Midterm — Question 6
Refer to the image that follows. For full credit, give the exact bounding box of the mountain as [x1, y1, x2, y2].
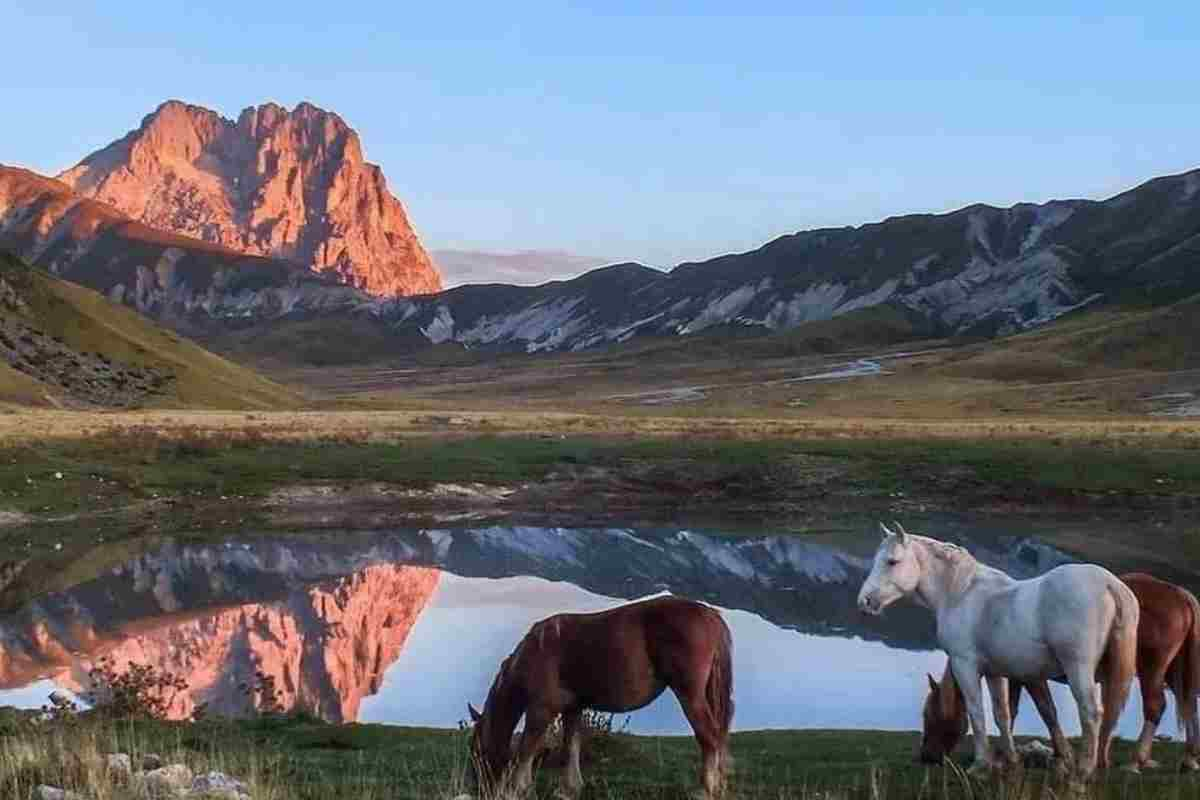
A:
[369, 168, 1200, 353]
[433, 249, 614, 287]
[0, 165, 372, 332]
[0, 248, 299, 409]
[57, 100, 441, 297]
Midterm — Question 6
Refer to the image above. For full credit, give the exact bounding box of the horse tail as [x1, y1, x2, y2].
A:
[1099, 578, 1139, 759]
[707, 612, 735, 744]
[1175, 585, 1200, 737]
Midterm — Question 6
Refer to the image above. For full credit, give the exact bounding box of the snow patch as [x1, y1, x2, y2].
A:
[421, 306, 455, 344]
[834, 278, 898, 316]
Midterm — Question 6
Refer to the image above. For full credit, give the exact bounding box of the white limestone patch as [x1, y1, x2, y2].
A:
[763, 282, 848, 329]
[834, 278, 899, 316]
[421, 306, 455, 344]
[679, 280, 770, 334]
[455, 296, 587, 352]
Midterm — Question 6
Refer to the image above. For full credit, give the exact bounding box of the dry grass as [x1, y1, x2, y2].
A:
[0, 408, 1198, 446]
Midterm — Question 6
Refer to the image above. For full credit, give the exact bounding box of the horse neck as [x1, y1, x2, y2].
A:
[912, 537, 980, 616]
[483, 674, 525, 760]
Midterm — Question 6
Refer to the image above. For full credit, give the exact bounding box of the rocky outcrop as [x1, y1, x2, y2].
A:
[58, 100, 441, 297]
[0, 165, 371, 331]
[0, 564, 438, 722]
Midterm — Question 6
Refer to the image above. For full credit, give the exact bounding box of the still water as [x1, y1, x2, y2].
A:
[0, 525, 1183, 739]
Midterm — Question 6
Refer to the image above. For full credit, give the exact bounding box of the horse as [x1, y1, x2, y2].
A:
[857, 521, 1139, 779]
[467, 595, 734, 798]
[921, 572, 1200, 772]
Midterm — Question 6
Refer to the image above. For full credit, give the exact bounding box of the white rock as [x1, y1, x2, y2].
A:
[141, 753, 165, 771]
[139, 763, 193, 797]
[35, 787, 86, 800]
[190, 771, 250, 799]
[1017, 739, 1056, 768]
[106, 752, 133, 779]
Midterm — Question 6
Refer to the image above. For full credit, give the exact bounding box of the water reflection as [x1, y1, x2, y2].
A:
[0, 526, 1180, 739]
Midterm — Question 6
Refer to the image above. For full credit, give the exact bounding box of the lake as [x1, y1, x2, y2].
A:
[0, 524, 1183, 740]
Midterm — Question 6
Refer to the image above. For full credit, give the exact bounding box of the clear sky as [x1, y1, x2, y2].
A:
[3, 3, 1197, 268]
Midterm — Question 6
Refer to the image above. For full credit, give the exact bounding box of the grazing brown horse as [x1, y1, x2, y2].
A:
[467, 595, 733, 799]
[921, 573, 1200, 772]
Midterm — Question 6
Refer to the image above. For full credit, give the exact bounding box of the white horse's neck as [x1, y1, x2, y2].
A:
[910, 535, 1009, 615]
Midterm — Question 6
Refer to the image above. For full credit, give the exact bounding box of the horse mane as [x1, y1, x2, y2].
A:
[911, 534, 978, 597]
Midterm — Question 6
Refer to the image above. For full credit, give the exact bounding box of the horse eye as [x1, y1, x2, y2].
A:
[887, 558, 900, 566]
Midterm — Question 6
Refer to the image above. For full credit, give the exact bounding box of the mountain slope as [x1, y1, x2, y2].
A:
[362, 167, 1200, 354]
[0, 250, 300, 408]
[58, 100, 441, 297]
[0, 164, 372, 334]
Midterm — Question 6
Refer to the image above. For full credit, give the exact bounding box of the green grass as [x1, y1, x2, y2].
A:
[0, 252, 301, 409]
[3, 716, 1199, 800]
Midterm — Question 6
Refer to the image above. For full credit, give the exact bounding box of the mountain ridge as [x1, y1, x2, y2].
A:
[57, 99, 441, 297]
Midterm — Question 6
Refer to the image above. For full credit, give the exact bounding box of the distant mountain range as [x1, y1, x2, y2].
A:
[3, 103, 1199, 360]
[432, 249, 615, 287]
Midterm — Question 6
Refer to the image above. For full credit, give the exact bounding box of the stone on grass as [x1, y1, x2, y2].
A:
[1017, 739, 1055, 768]
[190, 771, 251, 799]
[142, 753, 165, 771]
[138, 763, 194, 797]
[106, 752, 133, 780]
[35, 787, 87, 800]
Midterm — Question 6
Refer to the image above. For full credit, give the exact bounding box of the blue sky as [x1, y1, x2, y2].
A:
[3, 3, 1197, 267]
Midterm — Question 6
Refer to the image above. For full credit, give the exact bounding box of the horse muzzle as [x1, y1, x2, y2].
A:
[858, 593, 883, 615]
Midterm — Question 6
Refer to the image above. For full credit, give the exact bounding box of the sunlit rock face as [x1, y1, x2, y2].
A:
[57, 100, 442, 298]
[0, 565, 439, 722]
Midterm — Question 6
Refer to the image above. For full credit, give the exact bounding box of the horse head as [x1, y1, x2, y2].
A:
[857, 521, 921, 615]
[467, 656, 520, 791]
[919, 672, 967, 764]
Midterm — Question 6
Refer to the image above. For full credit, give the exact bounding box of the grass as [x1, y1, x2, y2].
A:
[0, 252, 302, 410]
[3, 715, 1200, 800]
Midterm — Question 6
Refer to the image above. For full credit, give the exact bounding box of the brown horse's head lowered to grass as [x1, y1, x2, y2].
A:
[919, 572, 1200, 772]
[467, 595, 733, 799]
[920, 668, 968, 764]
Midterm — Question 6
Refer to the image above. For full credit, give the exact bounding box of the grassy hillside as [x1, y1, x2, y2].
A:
[0, 252, 301, 409]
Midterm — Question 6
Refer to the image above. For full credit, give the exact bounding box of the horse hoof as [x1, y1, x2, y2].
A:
[1180, 758, 1200, 773]
[1122, 764, 1142, 775]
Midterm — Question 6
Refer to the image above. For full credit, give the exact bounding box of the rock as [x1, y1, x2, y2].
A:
[35, 787, 86, 800]
[1017, 739, 1056, 768]
[106, 752, 133, 780]
[142, 753, 165, 771]
[56, 100, 441, 298]
[139, 763, 193, 797]
[190, 771, 251, 799]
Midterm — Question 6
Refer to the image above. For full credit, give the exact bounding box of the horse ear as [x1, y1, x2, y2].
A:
[468, 702, 482, 723]
[927, 673, 939, 693]
[878, 522, 893, 539]
[893, 521, 907, 544]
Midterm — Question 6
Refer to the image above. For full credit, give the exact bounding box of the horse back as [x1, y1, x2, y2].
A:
[524, 596, 727, 711]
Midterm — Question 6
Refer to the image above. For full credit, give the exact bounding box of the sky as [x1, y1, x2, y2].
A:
[3, 3, 1197, 268]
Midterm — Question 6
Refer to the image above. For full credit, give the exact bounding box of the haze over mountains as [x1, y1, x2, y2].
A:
[432, 249, 614, 287]
[1, 99, 1198, 369]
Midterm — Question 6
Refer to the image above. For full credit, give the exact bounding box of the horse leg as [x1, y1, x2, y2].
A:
[986, 676, 1019, 768]
[1025, 680, 1072, 775]
[950, 659, 993, 774]
[1132, 657, 1173, 771]
[1065, 664, 1103, 780]
[672, 683, 723, 799]
[510, 706, 555, 796]
[556, 710, 584, 799]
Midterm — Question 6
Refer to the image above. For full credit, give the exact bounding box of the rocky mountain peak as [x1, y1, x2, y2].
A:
[57, 100, 441, 297]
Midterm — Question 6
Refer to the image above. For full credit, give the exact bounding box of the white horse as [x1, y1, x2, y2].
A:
[857, 522, 1139, 779]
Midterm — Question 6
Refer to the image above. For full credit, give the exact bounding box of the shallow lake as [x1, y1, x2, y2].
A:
[0, 524, 1185, 740]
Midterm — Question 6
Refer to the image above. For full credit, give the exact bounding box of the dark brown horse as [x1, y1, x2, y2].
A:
[921, 572, 1200, 771]
[467, 595, 733, 798]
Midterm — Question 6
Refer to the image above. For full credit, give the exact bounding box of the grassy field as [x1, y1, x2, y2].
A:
[0, 253, 301, 410]
[3, 714, 1199, 800]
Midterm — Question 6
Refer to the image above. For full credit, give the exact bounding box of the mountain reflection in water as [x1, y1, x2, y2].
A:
[0, 526, 1180, 737]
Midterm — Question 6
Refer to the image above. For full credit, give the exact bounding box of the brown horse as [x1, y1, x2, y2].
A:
[467, 595, 734, 798]
[921, 572, 1200, 772]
